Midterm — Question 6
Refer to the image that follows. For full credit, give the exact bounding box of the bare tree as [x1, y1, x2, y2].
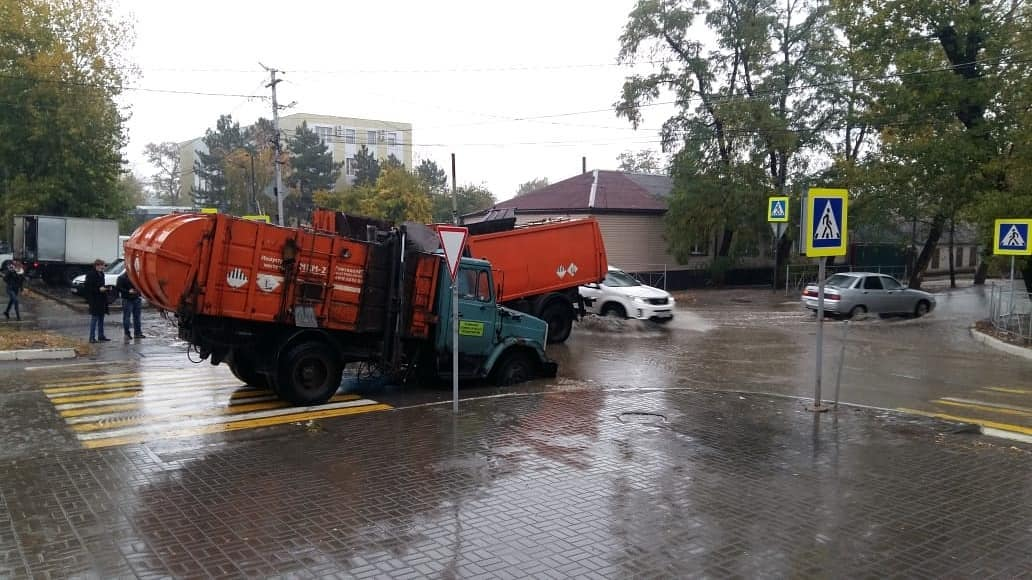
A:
[144, 142, 182, 204]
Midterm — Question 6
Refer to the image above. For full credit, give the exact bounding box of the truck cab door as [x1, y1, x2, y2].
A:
[452, 267, 498, 371]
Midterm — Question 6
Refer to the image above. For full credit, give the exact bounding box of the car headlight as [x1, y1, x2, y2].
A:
[632, 296, 649, 304]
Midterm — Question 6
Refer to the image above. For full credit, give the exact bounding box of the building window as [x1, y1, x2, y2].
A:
[955, 247, 964, 268]
[344, 128, 355, 144]
[932, 248, 941, 270]
[969, 247, 977, 267]
[367, 130, 377, 147]
[345, 157, 355, 176]
[313, 126, 333, 147]
[387, 131, 398, 146]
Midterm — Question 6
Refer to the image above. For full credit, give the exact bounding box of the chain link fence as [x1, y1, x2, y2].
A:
[784, 264, 908, 295]
[987, 282, 1032, 344]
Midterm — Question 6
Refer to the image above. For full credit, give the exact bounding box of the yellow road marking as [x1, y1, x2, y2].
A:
[934, 400, 1032, 418]
[897, 408, 1032, 436]
[58, 389, 277, 418]
[82, 403, 393, 449]
[69, 394, 361, 432]
[43, 371, 214, 387]
[50, 385, 269, 405]
[45, 377, 240, 395]
[985, 387, 1032, 395]
[61, 403, 143, 418]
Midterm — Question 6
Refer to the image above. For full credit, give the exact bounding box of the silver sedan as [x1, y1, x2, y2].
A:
[801, 272, 936, 318]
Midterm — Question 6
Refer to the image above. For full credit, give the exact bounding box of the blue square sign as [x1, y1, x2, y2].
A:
[994, 219, 1032, 256]
[805, 189, 848, 257]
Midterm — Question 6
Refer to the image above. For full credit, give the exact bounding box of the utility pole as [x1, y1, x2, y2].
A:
[262, 63, 286, 226]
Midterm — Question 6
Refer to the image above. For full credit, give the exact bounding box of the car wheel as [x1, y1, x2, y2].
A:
[914, 300, 930, 318]
[600, 303, 627, 319]
[491, 349, 536, 386]
[276, 341, 342, 405]
[848, 305, 867, 319]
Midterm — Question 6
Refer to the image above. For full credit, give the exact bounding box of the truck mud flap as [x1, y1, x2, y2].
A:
[539, 360, 558, 379]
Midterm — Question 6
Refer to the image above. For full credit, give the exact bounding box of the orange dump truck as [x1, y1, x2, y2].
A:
[460, 217, 608, 343]
[125, 211, 556, 405]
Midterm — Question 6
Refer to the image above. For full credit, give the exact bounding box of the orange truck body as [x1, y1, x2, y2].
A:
[125, 212, 439, 338]
[465, 218, 608, 303]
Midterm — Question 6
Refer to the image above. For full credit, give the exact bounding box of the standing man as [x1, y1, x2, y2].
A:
[116, 270, 145, 339]
[3, 261, 24, 321]
[84, 259, 111, 343]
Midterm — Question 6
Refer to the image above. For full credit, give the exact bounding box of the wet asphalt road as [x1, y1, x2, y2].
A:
[2, 279, 1030, 456]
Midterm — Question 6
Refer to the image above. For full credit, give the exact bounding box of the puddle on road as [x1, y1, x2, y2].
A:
[576, 312, 715, 335]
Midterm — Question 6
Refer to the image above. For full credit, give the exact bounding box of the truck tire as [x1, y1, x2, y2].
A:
[491, 349, 537, 386]
[276, 341, 343, 405]
[228, 350, 271, 391]
[540, 300, 574, 343]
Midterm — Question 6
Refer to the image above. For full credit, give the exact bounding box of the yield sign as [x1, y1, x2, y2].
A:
[437, 225, 469, 280]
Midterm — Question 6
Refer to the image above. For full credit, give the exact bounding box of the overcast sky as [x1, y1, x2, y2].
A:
[114, 0, 679, 201]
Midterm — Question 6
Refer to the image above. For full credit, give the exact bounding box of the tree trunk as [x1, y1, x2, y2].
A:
[908, 215, 946, 290]
[775, 233, 793, 287]
[1023, 258, 1032, 298]
[948, 218, 956, 289]
[974, 248, 990, 285]
[717, 228, 734, 257]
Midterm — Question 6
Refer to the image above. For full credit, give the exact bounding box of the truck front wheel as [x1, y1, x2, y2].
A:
[491, 349, 537, 386]
[540, 300, 574, 344]
[276, 341, 343, 405]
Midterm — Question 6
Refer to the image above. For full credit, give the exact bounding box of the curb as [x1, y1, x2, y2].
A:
[969, 326, 1032, 362]
[0, 348, 77, 361]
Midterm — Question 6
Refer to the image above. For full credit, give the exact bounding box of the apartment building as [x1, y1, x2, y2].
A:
[178, 113, 413, 200]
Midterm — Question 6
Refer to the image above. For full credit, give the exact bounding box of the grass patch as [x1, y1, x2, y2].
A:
[0, 326, 89, 355]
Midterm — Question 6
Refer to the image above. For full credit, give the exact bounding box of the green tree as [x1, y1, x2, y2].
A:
[192, 115, 246, 211]
[0, 0, 135, 238]
[515, 178, 549, 197]
[416, 159, 448, 195]
[353, 146, 380, 187]
[115, 173, 147, 233]
[432, 184, 496, 223]
[616, 0, 837, 259]
[617, 150, 664, 173]
[143, 142, 182, 205]
[360, 165, 432, 223]
[286, 122, 341, 222]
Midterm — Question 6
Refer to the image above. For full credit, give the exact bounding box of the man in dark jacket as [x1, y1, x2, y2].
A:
[116, 270, 144, 339]
[3, 261, 24, 321]
[84, 259, 111, 343]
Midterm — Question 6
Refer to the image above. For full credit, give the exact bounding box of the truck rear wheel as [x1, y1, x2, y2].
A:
[276, 341, 343, 405]
[539, 300, 574, 344]
[228, 350, 271, 391]
[491, 349, 537, 386]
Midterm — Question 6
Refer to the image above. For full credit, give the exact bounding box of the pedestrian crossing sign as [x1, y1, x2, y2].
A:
[993, 219, 1032, 256]
[805, 188, 848, 257]
[768, 197, 789, 222]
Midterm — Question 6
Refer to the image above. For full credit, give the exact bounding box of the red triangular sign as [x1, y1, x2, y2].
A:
[437, 225, 468, 280]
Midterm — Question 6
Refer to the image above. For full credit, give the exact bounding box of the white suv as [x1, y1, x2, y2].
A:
[579, 267, 675, 323]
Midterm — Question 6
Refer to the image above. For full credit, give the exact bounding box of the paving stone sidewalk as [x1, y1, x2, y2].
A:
[1, 389, 1029, 578]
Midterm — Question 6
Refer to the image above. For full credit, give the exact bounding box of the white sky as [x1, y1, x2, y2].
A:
[115, 0, 679, 202]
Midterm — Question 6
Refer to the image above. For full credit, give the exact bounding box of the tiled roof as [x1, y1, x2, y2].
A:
[491, 170, 671, 213]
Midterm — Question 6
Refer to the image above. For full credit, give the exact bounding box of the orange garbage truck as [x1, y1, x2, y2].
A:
[125, 211, 556, 405]
[458, 217, 608, 343]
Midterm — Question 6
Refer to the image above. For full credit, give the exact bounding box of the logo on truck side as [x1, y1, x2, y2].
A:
[256, 273, 283, 292]
[226, 268, 249, 289]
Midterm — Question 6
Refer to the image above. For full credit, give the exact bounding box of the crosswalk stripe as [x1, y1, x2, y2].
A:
[52, 386, 269, 410]
[937, 397, 1032, 416]
[75, 400, 390, 439]
[59, 393, 280, 418]
[82, 403, 393, 449]
[68, 394, 362, 431]
[985, 387, 1032, 395]
[897, 407, 1032, 436]
[43, 371, 200, 388]
[44, 376, 238, 395]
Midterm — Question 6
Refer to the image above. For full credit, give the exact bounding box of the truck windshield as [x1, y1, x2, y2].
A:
[604, 270, 640, 287]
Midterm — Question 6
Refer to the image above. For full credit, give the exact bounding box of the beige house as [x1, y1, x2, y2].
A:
[178, 113, 413, 201]
[466, 170, 702, 275]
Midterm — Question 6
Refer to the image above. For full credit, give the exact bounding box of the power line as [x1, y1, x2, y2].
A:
[0, 73, 268, 99]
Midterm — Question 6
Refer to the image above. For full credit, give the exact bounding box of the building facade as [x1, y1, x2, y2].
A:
[177, 113, 413, 202]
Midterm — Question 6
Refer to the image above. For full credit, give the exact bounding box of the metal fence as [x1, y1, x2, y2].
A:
[785, 264, 908, 295]
[987, 282, 1032, 344]
[631, 264, 668, 290]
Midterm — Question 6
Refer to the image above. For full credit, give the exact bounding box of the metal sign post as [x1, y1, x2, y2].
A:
[804, 188, 849, 412]
[992, 219, 1032, 324]
[437, 225, 468, 414]
[767, 197, 789, 293]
